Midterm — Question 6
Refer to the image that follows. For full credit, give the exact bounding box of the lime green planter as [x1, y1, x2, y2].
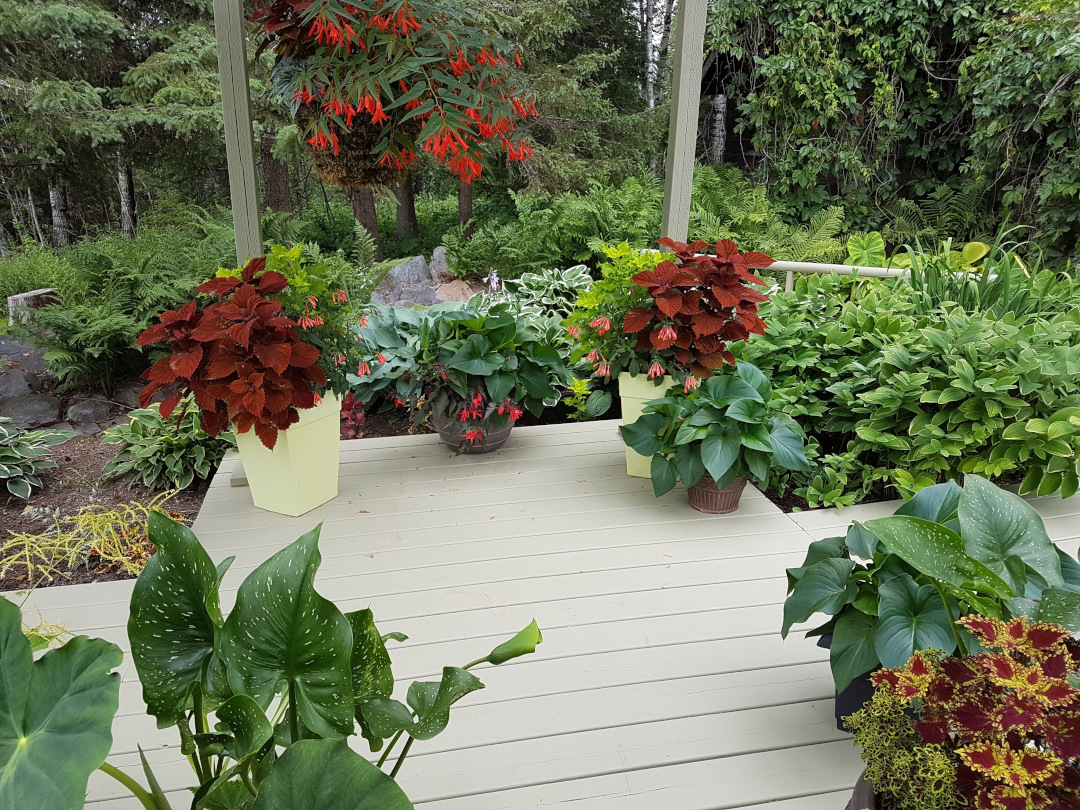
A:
[234, 393, 341, 517]
[618, 372, 670, 478]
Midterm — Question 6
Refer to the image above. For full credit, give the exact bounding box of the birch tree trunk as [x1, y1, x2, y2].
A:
[260, 132, 292, 214]
[654, 0, 676, 99]
[395, 171, 419, 238]
[118, 162, 137, 237]
[710, 93, 727, 164]
[458, 179, 474, 239]
[26, 188, 44, 245]
[349, 188, 382, 261]
[48, 184, 70, 247]
[0, 225, 11, 258]
[644, 0, 657, 108]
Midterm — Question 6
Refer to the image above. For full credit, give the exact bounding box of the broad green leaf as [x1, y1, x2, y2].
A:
[345, 609, 394, 751]
[894, 480, 962, 523]
[768, 418, 809, 471]
[484, 620, 543, 665]
[1030, 589, 1080, 631]
[673, 445, 706, 487]
[831, 610, 880, 693]
[217, 695, 273, 762]
[865, 516, 1014, 598]
[958, 474, 1062, 591]
[650, 454, 678, 497]
[448, 334, 496, 375]
[364, 666, 484, 741]
[781, 558, 857, 638]
[195, 773, 249, 810]
[129, 512, 224, 727]
[786, 536, 846, 590]
[873, 575, 956, 668]
[726, 400, 768, 425]
[844, 522, 878, 560]
[251, 740, 412, 810]
[700, 425, 741, 482]
[619, 413, 666, 457]
[735, 362, 771, 400]
[847, 232, 887, 267]
[220, 525, 354, 740]
[0, 598, 122, 810]
[584, 390, 612, 419]
[700, 375, 763, 407]
[484, 372, 514, 403]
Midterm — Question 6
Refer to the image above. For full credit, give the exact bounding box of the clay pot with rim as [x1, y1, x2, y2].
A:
[845, 770, 876, 810]
[686, 474, 747, 514]
[430, 411, 513, 454]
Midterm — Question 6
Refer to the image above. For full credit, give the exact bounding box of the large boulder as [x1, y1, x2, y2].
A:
[0, 370, 36, 398]
[67, 398, 112, 423]
[0, 395, 61, 428]
[0, 337, 46, 372]
[395, 283, 438, 307]
[387, 255, 431, 286]
[435, 280, 479, 303]
[430, 246, 450, 279]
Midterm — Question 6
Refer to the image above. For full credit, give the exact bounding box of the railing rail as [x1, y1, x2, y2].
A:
[770, 261, 908, 292]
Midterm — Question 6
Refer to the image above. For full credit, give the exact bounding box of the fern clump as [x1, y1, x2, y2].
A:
[846, 689, 960, 810]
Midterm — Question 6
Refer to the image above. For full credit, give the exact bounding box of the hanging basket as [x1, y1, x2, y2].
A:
[687, 474, 747, 514]
[295, 106, 404, 190]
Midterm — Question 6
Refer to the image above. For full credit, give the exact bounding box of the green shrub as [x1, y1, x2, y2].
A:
[0, 417, 73, 499]
[0, 244, 86, 302]
[102, 399, 235, 490]
[743, 272, 1080, 504]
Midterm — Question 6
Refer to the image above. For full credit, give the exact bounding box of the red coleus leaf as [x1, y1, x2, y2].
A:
[136, 322, 170, 347]
[254, 341, 293, 374]
[711, 285, 742, 308]
[159, 392, 183, 420]
[691, 312, 729, 337]
[739, 251, 775, 269]
[696, 351, 735, 369]
[623, 307, 654, 333]
[714, 239, 740, 258]
[169, 346, 204, 379]
[240, 256, 268, 281]
[199, 408, 230, 437]
[145, 356, 177, 384]
[254, 270, 289, 296]
[1044, 715, 1080, 759]
[253, 420, 279, 450]
[290, 341, 321, 368]
[195, 276, 243, 297]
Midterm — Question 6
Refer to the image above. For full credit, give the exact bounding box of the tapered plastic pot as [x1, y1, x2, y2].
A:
[618, 372, 670, 477]
[687, 474, 747, 514]
[817, 634, 876, 731]
[234, 393, 341, 517]
[431, 411, 513, 454]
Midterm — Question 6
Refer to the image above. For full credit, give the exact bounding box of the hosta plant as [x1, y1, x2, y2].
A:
[783, 475, 1080, 693]
[619, 362, 808, 496]
[0, 417, 73, 499]
[136, 256, 326, 450]
[612, 238, 771, 383]
[349, 300, 569, 448]
[102, 397, 235, 490]
[849, 615, 1080, 810]
[0, 514, 544, 809]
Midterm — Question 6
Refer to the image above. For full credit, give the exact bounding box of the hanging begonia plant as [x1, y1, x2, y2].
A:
[253, 0, 537, 185]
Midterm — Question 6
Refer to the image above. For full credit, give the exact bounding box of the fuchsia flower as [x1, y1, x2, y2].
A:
[465, 429, 484, 445]
[590, 316, 612, 335]
[684, 375, 701, 393]
[357, 360, 371, 376]
[647, 362, 665, 379]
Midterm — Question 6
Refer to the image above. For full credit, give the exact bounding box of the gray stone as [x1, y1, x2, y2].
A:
[430, 246, 450, 279]
[75, 423, 102, 436]
[0, 337, 46, 372]
[387, 255, 431, 286]
[115, 385, 143, 410]
[67, 398, 112, 423]
[397, 283, 438, 306]
[0, 370, 35, 397]
[435, 280, 477, 303]
[0, 395, 61, 428]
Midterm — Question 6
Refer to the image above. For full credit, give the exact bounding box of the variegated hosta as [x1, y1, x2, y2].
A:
[873, 615, 1080, 810]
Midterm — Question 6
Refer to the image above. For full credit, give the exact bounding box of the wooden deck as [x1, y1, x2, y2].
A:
[12, 420, 1080, 809]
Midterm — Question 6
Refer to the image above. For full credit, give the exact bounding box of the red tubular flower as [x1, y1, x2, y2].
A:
[567, 324, 581, 338]
[590, 316, 612, 335]
[465, 429, 484, 444]
[647, 362, 665, 379]
[594, 362, 611, 378]
[683, 375, 701, 392]
[509, 406, 523, 421]
[472, 391, 483, 408]
[357, 360, 371, 376]
[377, 352, 387, 364]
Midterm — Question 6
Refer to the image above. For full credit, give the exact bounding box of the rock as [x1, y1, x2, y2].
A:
[0, 395, 61, 428]
[0, 370, 35, 397]
[0, 337, 46, 372]
[115, 385, 144, 410]
[66, 399, 112, 423]
[51, 421, 100, 438]
[387, 255, 431, 286]
[396, 283, 438, 306]
[435, 280, 476, 303]
[430, 246, 450, 279]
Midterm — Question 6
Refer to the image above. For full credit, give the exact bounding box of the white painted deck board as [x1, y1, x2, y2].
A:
[21, 422, 1080, 808]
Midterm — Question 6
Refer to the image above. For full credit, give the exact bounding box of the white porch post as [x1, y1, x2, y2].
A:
[659, 0, 708, 242]
[213, 0, 263, 264]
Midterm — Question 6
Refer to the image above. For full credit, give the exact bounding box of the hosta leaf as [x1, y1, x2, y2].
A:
[251, 740, 411, 810]
[0, 599, 122, 810]
[220, 525, 354, 740]
[874, 575, 956, 668]
[958, 474, 1062, 591]
[768, 417, 809, 471]
[129, 512, 224, 727]
[700, 425, 741, 482]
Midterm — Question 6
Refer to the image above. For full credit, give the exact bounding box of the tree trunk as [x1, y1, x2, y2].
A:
[349, 188, 382, 261]
[644, 0, 657, 108]
[260, 132, 292, 214]
[26, 188, 44, 245]
[0, 225, 11, 258]
[118, 162, 137, 237]
[457, 180, 474, 239]
[655, 0, 676, 98]
[395, 171, 419, 238]
[48, 183, 70, 248]
[710, 93, 727, 164]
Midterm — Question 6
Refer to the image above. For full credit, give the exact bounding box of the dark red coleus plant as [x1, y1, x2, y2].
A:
[622, 238, 772, 380]
[874, 615, 1080, 810]
[137, 257, 326, 450]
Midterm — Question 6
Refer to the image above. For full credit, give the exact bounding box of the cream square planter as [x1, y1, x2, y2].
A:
[234, 393, 341, 517]
[618, 372, 670, 478]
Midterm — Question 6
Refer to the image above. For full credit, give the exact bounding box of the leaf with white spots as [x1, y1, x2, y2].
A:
[220, 524, 355, 740]
[363, 666, 484, 741]
[129, 512, 225, 726]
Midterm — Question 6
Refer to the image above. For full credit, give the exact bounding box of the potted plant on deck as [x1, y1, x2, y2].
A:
[568, 239, 773, 477]
[618, 361, 809, 513]
[783, 475, 1080, 728]
[844, 614, 1080, 810]
[349, 299, 569, 453]
[136, 252, 354, 516]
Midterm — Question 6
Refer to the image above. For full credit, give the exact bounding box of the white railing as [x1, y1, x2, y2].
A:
[770, 261, 908, 292]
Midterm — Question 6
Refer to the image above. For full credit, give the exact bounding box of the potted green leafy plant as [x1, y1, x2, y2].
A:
[844, 614, 1080, 810]
[136, 252, 354, 516]
[0, 513, 544, 809]
[618, 361, 808, 513]
[350, 300, 570, 453]
[783, 474, 1080, 728]
[568, 239, 773, 477]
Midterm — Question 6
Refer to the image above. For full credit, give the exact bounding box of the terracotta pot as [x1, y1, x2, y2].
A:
[845, 770, 876, 810]
[431, 411, 513, 454]
[687, 474, 747, 514]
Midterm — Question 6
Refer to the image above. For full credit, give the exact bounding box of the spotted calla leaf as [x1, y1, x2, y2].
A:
[363, 666, 484, 741]
[129, 511, 224, 727]
[220, 525, 355, 740]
